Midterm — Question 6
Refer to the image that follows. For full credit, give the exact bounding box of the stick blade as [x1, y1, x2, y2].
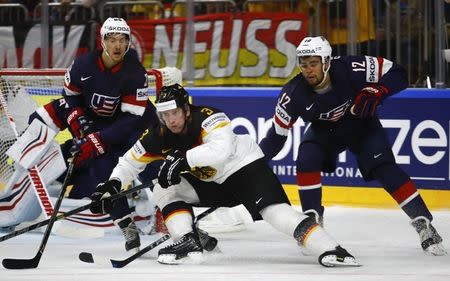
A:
[110, 259, 127, 268]
[2, 256, 40, 269]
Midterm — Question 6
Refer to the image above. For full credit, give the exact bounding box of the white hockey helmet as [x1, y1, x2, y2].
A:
[296, 36, 332, 85]
[100, 17, 131, 40]
[100, 17, 131, 54]
[296, 36, 332, 65]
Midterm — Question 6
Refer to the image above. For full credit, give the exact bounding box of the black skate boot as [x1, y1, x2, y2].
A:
[411, 216, 446, 256]
[318, 246, 360, 267]
[304, 209, 323, 227]
[117, 217, 141, 252]
[158, 231, 204, 264]
[197, 228, 218, 252]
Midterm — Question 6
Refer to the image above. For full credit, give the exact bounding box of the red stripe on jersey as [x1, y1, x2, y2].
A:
[97, 56, 105, 71]
[377, 57, 384, 81]
[111, 60, 124, 74]
[43, 102, 63, 129]
[64, 83, 80, 94]
[121, 95, 147, 107]
[274, 115, 291, 129]
[297, 172, 321, 186]
[391, 180, 417, 204]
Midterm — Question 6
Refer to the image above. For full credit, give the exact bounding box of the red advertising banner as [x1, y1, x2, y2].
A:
[129, 12, 308, 86]
[0, 12, 307, 86]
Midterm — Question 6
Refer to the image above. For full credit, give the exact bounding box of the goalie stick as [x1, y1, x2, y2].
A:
[2, 154, 78, 269]
[78, 206, 219, 268]
[0, 181, 154, 242]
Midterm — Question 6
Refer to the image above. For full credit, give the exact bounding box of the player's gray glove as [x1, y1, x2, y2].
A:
[158, 150, 190, 188]
[90, 179, 121, 214]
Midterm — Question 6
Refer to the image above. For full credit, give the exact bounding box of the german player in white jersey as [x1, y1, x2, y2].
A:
[90, 83, 360, 267]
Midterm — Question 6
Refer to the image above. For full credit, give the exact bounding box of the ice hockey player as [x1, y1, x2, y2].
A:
[259, 36, 446, 256]
[90, 83, 360, 267]
[27, 17, 159, 252]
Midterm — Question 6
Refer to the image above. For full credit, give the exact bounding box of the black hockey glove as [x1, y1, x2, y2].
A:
[158, 150, 190, 189]
[89, 179, 121, 214]
[351, 85, 389, 118]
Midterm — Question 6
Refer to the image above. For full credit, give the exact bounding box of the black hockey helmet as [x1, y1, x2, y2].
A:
[155, 83, 189, 112]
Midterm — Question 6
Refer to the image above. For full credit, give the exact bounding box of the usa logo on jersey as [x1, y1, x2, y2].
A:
[90, 93, 120, 116]
[318, 100, 351, 122]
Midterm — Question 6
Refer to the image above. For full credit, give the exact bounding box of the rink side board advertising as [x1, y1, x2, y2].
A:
[190, 88, 450, 208]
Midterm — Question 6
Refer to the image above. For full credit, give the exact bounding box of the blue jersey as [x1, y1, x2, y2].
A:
[260, 55, 408, 160]
[62, 49, 156, 146]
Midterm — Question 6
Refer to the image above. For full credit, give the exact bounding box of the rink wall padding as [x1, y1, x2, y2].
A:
[31, 88, 450, 209]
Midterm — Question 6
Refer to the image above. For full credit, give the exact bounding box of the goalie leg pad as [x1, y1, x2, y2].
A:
[0, 175, 42, 227]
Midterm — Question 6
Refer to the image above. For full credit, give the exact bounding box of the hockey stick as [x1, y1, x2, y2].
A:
[2, 155, 77, 269]
[0, 182, 153, 242]
[79, 206, 219, 268]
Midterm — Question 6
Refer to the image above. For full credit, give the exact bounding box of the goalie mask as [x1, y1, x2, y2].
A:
[100, 17, 131, 57]
[296, 36, 332, 85]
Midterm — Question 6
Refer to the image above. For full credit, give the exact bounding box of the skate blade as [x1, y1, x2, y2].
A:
[157, 252, 204, 265]
[424, 244, 447, 256]
[320, 255, 361, 267]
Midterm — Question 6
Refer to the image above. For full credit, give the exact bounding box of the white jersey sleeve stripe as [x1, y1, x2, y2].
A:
[273, 117, 290, 136]
[121, 102, 145, 116]
[298, 184, 322, 190]
[36, 107, 61, 133]
[380, 57, 393, 78]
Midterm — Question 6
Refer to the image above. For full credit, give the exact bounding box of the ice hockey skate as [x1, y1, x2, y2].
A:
[117, 217, 141, 252]
[157, 231, 204, 264]
[318, 246, 361, 267]
[197, 227, 218, 252]
[411, 216, 446, 256]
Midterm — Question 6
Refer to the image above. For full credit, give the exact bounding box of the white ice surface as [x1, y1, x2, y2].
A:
[1, 206, 449, 281]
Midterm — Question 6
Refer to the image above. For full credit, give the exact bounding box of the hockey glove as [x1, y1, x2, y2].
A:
[66, 107, 93, 139]
[158, 150, 190, 189]
[70, 132, 107, 167]
[350, 85, 389, 118]
[90, 179, 121, 214]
